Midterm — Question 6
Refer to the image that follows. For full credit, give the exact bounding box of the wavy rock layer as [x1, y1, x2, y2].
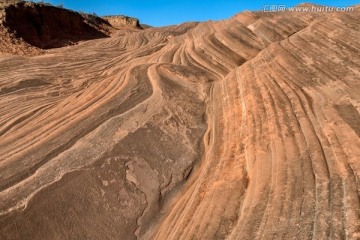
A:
[0, 7, 359, 240]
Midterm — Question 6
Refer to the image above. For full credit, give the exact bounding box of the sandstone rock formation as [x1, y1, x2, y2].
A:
[0, 1, 112, 54]
[104, 15, 141, 29]
[0, 4, 359, 240]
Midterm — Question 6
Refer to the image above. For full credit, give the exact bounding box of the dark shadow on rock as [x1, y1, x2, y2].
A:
[3, 1, 110, 49]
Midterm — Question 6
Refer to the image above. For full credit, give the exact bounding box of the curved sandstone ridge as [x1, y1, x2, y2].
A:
[0, 6, 359, 240]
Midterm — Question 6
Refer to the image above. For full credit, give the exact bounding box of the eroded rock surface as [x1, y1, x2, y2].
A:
[0, 1, 114, 55]
[0, 4, 359, 240]
[104, 15, 141, 29]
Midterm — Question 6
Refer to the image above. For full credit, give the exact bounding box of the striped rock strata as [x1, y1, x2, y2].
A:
[0, 5, 359, 240]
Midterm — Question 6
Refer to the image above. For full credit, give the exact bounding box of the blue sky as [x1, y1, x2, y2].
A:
[35, 0, 359, 26]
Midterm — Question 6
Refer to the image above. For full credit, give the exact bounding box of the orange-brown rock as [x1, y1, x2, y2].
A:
[0, 4, 359, 240]
[104, 15, 141, 29]
[0, 0, 111, 54]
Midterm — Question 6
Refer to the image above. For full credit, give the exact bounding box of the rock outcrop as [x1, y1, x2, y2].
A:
[0, 1, 115, 55]
[103, 15, 141, 29]
[0, 1, 110, 49]
[0, 4, 359, 240]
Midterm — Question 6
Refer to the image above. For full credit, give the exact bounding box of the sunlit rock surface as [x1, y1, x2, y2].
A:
[0, 4, 359, 240]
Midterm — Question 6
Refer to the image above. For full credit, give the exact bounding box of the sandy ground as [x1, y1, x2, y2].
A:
[0, 7, 359, 240]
